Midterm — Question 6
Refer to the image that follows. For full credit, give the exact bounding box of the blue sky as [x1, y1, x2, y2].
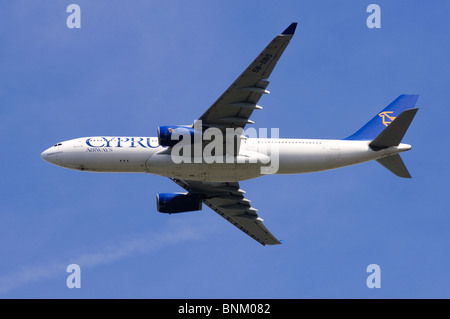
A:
[1, 0, 449, 298]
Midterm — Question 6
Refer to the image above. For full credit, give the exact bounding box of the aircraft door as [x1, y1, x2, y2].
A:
[73, 139, 83, 148]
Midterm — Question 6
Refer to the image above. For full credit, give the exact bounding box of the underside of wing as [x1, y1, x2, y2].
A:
[171, 178, 281, 246]
[196, 23, 297, 131]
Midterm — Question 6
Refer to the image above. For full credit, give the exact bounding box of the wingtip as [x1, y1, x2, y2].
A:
[281, 22, 298, 35]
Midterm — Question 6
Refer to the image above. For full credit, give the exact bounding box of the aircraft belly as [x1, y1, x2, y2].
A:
[146, 153, 262, 182]
[275, 141, 379, 174]
[144, 141, 384, 179]
[62, 147, 152, 172]
[276, 144, 328, 174]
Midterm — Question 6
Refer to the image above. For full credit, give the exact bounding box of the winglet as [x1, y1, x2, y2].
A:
[281, 22, 298, 35]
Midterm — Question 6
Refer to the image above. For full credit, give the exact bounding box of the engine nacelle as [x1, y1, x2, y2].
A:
[156, 193, 202, 214]
[157, 126, 198, 147]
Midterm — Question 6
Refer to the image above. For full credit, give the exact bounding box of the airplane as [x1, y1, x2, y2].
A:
[41, 23, 419, 246]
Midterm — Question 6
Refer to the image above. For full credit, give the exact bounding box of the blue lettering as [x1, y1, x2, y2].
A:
[102, 137, 115, 147]
[146, 138, 159, 148]
[116, 137, 129, 148]
[86, 138, 105, 147]
[130, 137, 147, 148]
[86, 137, 161, 148]
[86, 148, 113, 152]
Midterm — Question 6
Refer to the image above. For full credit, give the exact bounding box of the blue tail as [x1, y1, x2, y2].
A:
[345, 95, 419, 141]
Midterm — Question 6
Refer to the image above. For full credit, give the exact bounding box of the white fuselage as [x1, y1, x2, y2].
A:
[41, 136, 411, 182]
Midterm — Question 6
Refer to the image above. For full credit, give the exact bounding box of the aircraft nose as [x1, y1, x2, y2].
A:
[40, 148, 52, 163]
[40, 149, 48, 160]
[40, 146, 62, 165]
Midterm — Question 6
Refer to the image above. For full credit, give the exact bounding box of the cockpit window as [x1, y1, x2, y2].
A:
[53, 143, 62, 147]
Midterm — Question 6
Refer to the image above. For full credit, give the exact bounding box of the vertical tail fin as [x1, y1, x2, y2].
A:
[345, 95, 419, 141]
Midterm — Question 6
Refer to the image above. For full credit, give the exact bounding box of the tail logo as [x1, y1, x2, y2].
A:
[378, 111, 396, 127]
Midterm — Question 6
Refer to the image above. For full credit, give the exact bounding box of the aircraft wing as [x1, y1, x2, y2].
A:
[171, 178, 281, 246]
[196, 22, 297, 130]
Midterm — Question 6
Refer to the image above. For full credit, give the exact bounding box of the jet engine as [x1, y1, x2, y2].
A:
[157, 126, 198, 147]
[156, 193, 202, 214]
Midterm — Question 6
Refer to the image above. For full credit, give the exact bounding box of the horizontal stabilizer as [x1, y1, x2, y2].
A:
[369, 108, 418, 151]
[376, 154, 411, 178]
